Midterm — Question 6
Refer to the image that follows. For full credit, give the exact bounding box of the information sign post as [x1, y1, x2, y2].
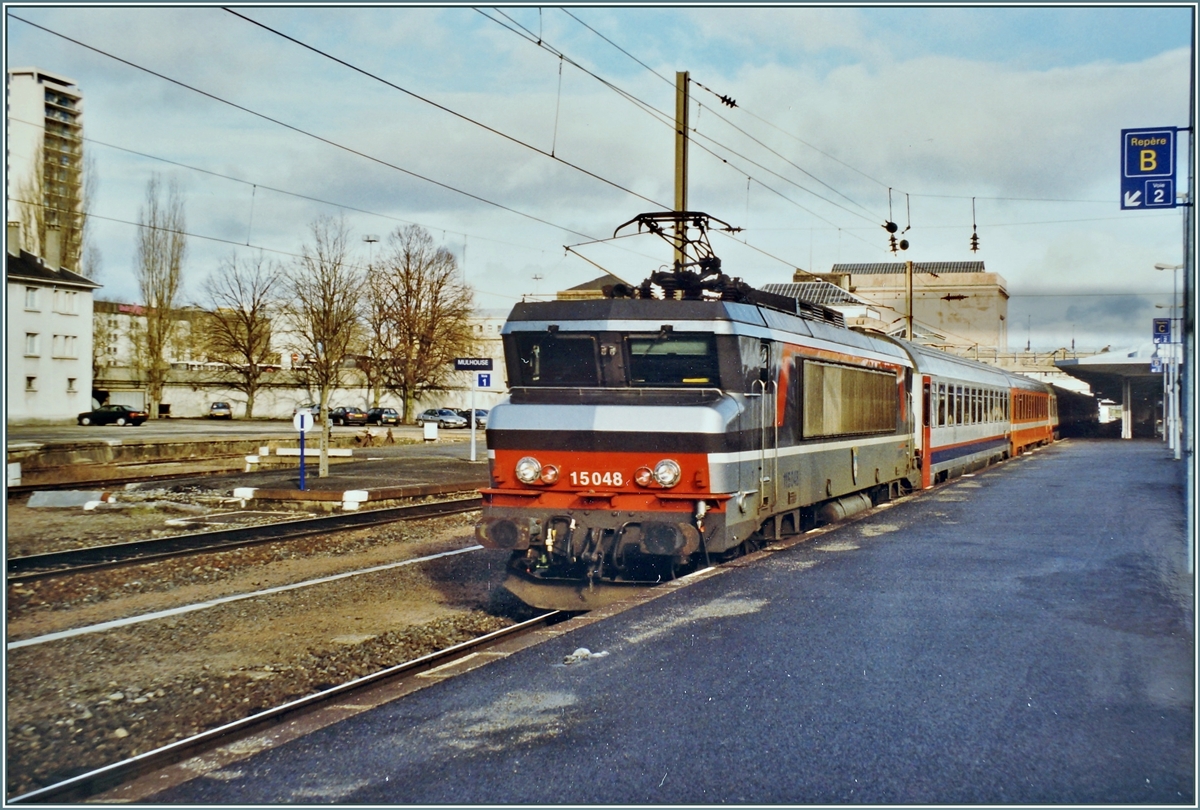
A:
[293, 411, 314, 490]
[455, 358, 494, 463]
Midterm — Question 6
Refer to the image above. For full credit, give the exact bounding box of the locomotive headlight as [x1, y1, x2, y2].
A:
[515, 456, 542, 485]
[539, 464, 560, 484]
[634, 466, 654, 487]
[653, 459, 682, 488]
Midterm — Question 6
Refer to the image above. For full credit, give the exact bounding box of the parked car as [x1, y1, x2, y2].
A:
[330, 406, 369, 426]
[292, 403, 321, 422]
[415, 408, 468, 429]
[209, 401, 233, 419]
[367, 407, 400, 426]
[454, 408, 489, 427]
[77, 404, 149, 426]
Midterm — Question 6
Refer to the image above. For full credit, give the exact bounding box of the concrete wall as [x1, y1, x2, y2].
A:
[850, 271, 1009, 350]
[152, 380, 510, 420]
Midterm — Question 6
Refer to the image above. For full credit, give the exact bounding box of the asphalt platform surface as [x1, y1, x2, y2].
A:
[141, 439, 1194, 803]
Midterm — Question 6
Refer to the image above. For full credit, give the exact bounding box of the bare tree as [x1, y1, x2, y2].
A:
[282, 215, 363, 477]
[355, 273, 391, 409]
[201, 252, 282, 418]
[134, 175, 187, 420]
[376, 225, 478, 422]
[13, 137, 96, 274]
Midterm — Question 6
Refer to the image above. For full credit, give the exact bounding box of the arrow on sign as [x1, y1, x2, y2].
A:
[1124, 190, 1142, 207]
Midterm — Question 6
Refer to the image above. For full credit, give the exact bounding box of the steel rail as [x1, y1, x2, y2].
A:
[7, 610, 566, 804]
[7, 496, 483, 583]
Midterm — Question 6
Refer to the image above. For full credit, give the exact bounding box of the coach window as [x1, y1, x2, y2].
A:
[973, 389, 980, 423]
[952, 385, 960, 425]
[937, 383, 946, 426]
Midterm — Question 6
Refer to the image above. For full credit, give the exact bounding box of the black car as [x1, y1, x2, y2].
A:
[330, 406, 369, 426]
[367, 407, 400, 426]
[77, 404, 149, 426]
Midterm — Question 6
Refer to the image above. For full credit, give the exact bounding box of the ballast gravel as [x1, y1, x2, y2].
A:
[5, 490, 533, 799]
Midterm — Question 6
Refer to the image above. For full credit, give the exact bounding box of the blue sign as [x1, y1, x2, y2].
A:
[1153, 318, 1172, 344]
[1151, 357, 1164, 373]
[478, 373, 491, 388]
[1121, 128, 1177, 209]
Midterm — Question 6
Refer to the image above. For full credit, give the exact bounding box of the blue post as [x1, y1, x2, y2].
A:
[299, 425, 306, 491]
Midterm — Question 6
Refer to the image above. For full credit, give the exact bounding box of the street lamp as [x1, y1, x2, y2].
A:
[1155, 262, 1183, 459]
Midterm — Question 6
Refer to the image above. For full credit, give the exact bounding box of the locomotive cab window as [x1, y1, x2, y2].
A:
[514, 332, 600, 386]
[626, 333, 719, 387]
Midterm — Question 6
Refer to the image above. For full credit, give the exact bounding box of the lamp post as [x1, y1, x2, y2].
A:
[1155, 262, 1183, 460]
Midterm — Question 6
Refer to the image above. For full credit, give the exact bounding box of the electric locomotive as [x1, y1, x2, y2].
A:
[475, 213, 1057, 610]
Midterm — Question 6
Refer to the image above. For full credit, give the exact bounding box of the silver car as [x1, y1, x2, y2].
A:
[416, 408, 468, 428]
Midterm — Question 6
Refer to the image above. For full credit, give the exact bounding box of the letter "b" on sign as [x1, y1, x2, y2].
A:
[1141, 150, 1158, 172]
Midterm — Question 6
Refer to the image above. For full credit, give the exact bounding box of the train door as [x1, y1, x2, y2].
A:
[752, 339, 778, 512]
[921, 376, 932, 489]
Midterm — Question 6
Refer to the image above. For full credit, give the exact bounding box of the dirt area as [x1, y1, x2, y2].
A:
[5, 490, 531, 799]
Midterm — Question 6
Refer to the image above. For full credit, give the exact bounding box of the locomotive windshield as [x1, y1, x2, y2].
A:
[513, 333, 600, 386]
[510, 329, 722, 388]
[626, 333, 719, 386]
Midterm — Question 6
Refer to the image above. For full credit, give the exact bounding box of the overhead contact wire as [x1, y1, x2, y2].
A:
[7, 13, 603, 244]
[223, 8, 667, 210]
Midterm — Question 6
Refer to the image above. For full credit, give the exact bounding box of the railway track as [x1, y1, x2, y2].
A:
[8, 610, 568, 804]
[6, 495, 483, 583]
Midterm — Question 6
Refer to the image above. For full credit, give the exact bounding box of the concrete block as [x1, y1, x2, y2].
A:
[342, 490, 370, 503]
[8, 462, 20, 487]
[274, 447, 353, 457]
[27, 490, 111, 508]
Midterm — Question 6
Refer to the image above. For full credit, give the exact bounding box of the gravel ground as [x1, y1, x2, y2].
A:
[5, 489, 533, 799]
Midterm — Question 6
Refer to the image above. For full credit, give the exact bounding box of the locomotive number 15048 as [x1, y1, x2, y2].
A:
[570, 470, 624, 486]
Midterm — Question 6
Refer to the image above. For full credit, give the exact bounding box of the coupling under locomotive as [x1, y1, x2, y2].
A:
[474, 213, 1057, 610]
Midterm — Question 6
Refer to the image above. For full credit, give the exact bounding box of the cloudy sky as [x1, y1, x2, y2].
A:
[5, 4, 1193, 351]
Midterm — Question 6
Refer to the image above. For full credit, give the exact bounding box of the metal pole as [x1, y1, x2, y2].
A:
[299, 425, 306, 491]
[674, 70, 690, 272]
[1173, 268, 1182, 459]
[470, 377, 477, 463]
[906, 260, 914, 340]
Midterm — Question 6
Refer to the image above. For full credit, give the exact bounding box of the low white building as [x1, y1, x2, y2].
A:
[7, 226, 100, 421]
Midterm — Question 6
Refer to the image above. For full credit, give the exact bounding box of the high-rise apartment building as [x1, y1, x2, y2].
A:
[6, 67, 84, 268]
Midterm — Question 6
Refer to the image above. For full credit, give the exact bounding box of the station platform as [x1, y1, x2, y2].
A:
[6, 424, 491, 506]
[114, 438, 1194, 804]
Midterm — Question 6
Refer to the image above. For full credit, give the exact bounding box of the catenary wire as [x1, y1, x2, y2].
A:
[223, 7, 669, 211]
[7, 13, 607, 245]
